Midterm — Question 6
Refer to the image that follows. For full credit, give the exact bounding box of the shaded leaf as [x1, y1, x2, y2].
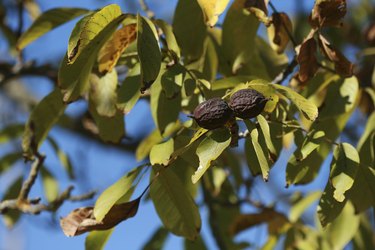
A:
[318, 35, 353, 77]
[98, 24, 137, 73]
[173, 0, 207, 60]
[297, 35, 318, 83]
[150, 166, 201, 240]
[310, 0, 347, 28]
[137, 14, 161, 91]
[141, 227, 169, 250]
[0, 152, 22, 173]
[22, 89, 66, 159]
[47, 137, 75, 179]
[94, 165, 144, 222]
[17, 8, 89, 50]
[85, 229, 114, 250]
[88, 105, 125, 143]
[1, 177, 22, 228]
[197, 0, 230, 27]
[192, 128, 231, 184]
[353, 216, 375, 250]
[317, 183, 346, 227]
[89, 70, 118, 117]
[268, 12, 292, 54]
[330, 143, 359, 203]
[116, 64, 141, 114]
[155, 19, 180, 58]
[185, 236, 208, 250]
[41, 167, 59, 202]
[60, 197, 141, 237]
[0, 124, 24, 144]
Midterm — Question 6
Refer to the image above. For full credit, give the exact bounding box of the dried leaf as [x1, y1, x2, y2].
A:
[60, 197, 140, 237]
[98, 24, 137, 73]
[318, 35, 353, 77]
[310, 0, 347, 28]
[297, 34, 318, 83]
[268, 12, 292, 54]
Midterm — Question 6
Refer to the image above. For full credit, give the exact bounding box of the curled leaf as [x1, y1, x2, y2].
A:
[310, 0, 347, 28]
[318, 34, 353, 77]
[60, 198, 140, 237]
[296, 34, 318, 83]
[268, 12, 292, 54]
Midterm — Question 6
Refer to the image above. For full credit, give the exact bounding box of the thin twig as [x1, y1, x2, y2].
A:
[272, 56, 298, 84]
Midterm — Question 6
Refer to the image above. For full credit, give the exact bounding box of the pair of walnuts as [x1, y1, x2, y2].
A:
[192, 89, 268, 130]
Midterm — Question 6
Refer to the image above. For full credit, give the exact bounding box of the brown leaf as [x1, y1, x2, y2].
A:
[318, 35, 353, 77]
[60, 197, 140, 237]
[98, 24, 137, 74]
[297, 33, 319, 83]
[310, 0, 347, 28]
[229, 209, 288, 235]
[268, 12, 293, 54]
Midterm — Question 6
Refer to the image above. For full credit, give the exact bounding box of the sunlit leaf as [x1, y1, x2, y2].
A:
[137, 14, 161, 91]
[17, 8, 89, 50]
[257, 115, 277, 160]
[267, 12, 292, 54]
[197, 0, 230, 27]
[40, 167, 59, 202]
[192, 128, 231, 184]
[85, 229, 114, 250]
[150, 166, 201, 240]
[330, 143, 359, 202]
[289, 191, 321, 223]
[22, 89, 66, 159]
[94, 165, 144, 222]
[150, 139, 174, 166]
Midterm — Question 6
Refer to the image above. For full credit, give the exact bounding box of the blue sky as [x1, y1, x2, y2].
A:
[0, 1, 342, 249]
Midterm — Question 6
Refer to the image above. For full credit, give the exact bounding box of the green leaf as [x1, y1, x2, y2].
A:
[155, 19, 180, 58]
[150, 139, 174, 166]
[94, 165, 144, 222]
[40, 167, 59, 202]
[244, 121, 270, 181]
[17, 8, 89, 50]
[347, 164, 375, 213]
[150, 166, 201, 240]
[353, 216, 375, 250]
[150, 66, 181, 133]
[317, 183, 346, 228]
[85, 229, 114, 250]
[197, 0, 230, 27]
[173, 0, 207, 60]
[89, 70, 118, 117]
[357, 112, 375, 167]
[222, 0, 260, 73]
[22, 89, 66, 159]
[117, 64, 141, 114]
[192, 128, 231, 184]
[89, 104, 125, 143]
[324, 202, 360, 250]
[59, 13, 126, 102]
[0, 124, 24, 144]
[2, 177, 22, 228]
[330, 143, 359, 203]
[137, 14, 161, 91]
[67, 4, 121, 63]
[0, 152, 22, 173]
[257, 115, 277, 160]
[47, 137, 75, 179]
[289, 191, 321, 223]
[141, 227, 169, 250]
[136, 122, 182, 161]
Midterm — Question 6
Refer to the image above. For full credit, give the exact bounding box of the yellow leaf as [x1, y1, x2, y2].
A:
[197, 0, 230, 27]
[98, 24, 137, 73]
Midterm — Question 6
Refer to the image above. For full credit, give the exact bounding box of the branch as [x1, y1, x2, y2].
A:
[271, 56, 298, 84]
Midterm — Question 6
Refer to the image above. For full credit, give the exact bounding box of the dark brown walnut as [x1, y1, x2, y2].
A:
[192, 98, 233, 130]
[229, 89, 268, 119]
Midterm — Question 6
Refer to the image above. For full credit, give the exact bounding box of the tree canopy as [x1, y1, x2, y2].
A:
[0, 0, 374, 249]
